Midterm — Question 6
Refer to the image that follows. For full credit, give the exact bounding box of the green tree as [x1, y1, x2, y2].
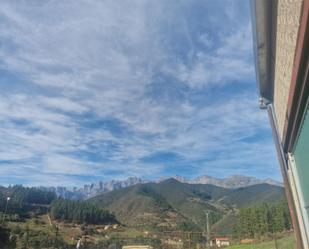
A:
[235, 200, 291, 238]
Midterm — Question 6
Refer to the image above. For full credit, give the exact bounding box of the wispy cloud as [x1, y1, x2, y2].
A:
[0, 0, 280, 186]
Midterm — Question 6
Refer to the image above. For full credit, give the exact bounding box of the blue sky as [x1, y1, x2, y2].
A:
[0, 0, 280, 186]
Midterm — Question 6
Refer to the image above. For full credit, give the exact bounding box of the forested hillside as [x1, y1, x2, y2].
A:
[0, 180, 291, 249]
[0, 185, 56, 205]
[50, 199, 118, 224]
[90, 179, 285, 232]
[235, 201, 292, 238]
[0, 185, 56, 217]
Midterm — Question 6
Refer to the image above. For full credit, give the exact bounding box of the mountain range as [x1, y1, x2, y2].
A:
[89, 178, 285, 234]
[42, 175, 283, 200]
[173, 175, 283, 188]
[0, 177, 286, 236]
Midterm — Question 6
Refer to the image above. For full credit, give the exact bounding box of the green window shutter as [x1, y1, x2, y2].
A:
[294, 106, 309, 220]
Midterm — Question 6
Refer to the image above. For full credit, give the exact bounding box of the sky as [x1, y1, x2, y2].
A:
[0, 0, 280, 186]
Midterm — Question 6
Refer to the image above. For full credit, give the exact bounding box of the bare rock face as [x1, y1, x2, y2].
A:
[45, 175, 282, 200]
[46, 177, 146, 200]
[83, 176, 146, 198]
[190, 175, 283, 188]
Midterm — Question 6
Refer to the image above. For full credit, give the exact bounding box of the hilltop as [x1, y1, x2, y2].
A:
[90, 178, 285, 234]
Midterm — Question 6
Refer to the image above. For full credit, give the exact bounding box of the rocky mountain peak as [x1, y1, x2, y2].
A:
[46, 175, 282, 200]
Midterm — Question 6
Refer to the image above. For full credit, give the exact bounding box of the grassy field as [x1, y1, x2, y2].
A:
[6, 214, 297, 249]
[226, 234, 296, 249]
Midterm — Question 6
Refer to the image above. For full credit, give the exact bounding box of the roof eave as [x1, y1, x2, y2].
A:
[251, 0, 277, 108]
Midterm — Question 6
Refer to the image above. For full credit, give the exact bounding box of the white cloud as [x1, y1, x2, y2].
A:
[0, 0, 280, 185]
[164, 23, 254, 89]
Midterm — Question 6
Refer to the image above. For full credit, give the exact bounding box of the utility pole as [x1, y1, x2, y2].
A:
[204, 210, 210, 247]
[1, 197, 10, 224]
[54, 225, 59, 249]
[25, 224, 29, 249]
[274, 238, 278, 249]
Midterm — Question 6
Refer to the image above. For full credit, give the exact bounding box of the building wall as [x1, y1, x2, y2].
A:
[122, 246, 153, 249]
[216, 240, 230, 247]
[273, 0, 303, 139]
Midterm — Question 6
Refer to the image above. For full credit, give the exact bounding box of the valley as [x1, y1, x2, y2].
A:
[0, 178, 293, 248]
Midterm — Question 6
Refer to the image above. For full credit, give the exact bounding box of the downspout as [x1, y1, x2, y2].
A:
[267, 104, 304, 249]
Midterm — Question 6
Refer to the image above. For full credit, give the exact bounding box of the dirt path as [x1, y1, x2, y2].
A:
[47, 214, 53, 227]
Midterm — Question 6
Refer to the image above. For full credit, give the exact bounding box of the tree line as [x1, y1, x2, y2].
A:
[0, 185, 56, 214]
[234, 200, 292, 238]
[50, 199, 118, 224]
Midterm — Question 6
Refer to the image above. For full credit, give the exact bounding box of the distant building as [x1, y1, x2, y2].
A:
[240, 238, 254, 244]
[210, 237, 230, 248]
[252, 0, 309, 248]
[122, 246, 153, 249]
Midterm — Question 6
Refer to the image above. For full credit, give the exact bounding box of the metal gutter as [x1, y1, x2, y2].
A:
[250, 0, 276, 108]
